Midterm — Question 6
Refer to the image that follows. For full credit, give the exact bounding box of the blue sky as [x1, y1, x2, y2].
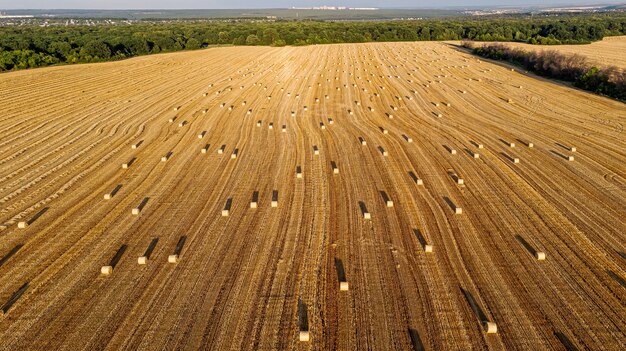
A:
[0, 0, 623, 9]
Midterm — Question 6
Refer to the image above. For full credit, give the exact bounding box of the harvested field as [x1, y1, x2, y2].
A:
[0, 41, 625, 350]
[489, 36, 626, 70]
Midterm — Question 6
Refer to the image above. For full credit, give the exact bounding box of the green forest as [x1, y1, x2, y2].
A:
[1, 14, 625, 72]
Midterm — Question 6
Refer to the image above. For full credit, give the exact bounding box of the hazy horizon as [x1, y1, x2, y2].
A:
[1, 0, 624, 10]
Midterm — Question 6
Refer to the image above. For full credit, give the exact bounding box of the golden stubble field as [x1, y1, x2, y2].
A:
[0, 41, 624, 350]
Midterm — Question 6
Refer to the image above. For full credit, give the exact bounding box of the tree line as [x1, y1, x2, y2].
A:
[463, 41, 626, 101]
[1, 13, 625, 72]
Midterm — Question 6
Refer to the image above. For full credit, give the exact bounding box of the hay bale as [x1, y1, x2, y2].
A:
[314, 146, 320, 156]
[455, 207, 462, 215]
[483, 322, 498, 334]
[328, 118, 334, 125]
[359, 137, 367, 146]
[104, 193, 111, 200]
[257, 121, 262, 127]
[340, 282, 349, 291]
[17, 221, 27, 229]
[101, 266, 113, 275]
[168, 254, 179, 263]
[570, 147, 577, 152]
[269, 123, 274, 129]
[509, 142, 515, 148]
[424, 244, 433, 253]
[457, 178, 464, 185]
[535, 251, 546, 261]
[299, 331, 310, 342]
[122, 163, 129, 169]
[221, 209, 229, 217]
[132, 208, 140, 215]
[568, 156, 575, 161]
[450, 149, 457, 155]
[513, 158, 520, 164]
[138, 256, 148, 265]
[473, 153, 480, 159]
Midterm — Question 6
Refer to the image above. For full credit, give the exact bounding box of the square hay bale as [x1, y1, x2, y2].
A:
[454, 207, 462, 215]
[386, 200, 394, 207]
[328, 119, 334, 125]
[161, 156, 168, 162]
[314, 146, 320, 156]
[483, 322, 498, 334]
[535, 251, 546, 261]
[269, 123, 273, 129]
[457, 178, 464, 185]
[104, 193, 112, 200]
[282, 125, 287, 132]
[101, 266, 113, 275]
[201, 147, 208, 154]
[340, 282, 349, 291]
[424, 244, 433, 253]
[221, 209, 229, 217]
[527, 142, 534, 148]
[122, 163, 129, 169]
[132, 208, 141, 215]
[416, 178, 423, 186]
[509, 142, 515, 148]
[363, 212, 371, 220]
[568, 156, 575, 161]
[178, 121, 186, 127]
[450, 149, 457, 155]
[570, 147, 577, 153]
[168, 254, 179, 263]
[513, 158, 520, 164]
[18, 221, 28, 229]
[299, 331, 310, 342]
[138, 256, 148, 265]
[271, 200, 278, 208]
